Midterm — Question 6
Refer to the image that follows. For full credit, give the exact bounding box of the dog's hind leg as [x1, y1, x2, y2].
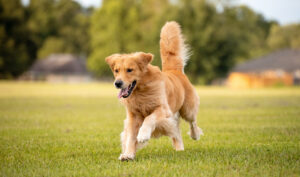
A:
[153, 112, 184, 151]
[188, 119, 203, 140]
[180, 89, 204, 140]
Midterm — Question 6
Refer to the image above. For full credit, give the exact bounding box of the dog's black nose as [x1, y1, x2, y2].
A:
[114, 80, 123, 88]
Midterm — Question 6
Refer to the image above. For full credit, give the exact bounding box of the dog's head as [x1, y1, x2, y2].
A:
[105, 52, 153, 98]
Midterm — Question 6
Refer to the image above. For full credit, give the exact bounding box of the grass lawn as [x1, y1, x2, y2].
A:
[0, 81, 299, 176]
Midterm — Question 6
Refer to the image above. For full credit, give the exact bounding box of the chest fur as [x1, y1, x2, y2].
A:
[121, 83, 164, 118]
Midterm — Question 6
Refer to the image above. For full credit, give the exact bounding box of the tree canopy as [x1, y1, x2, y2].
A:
[267, 24, 300, 50]
[0, 0, 92, 78]
[0, 0, 299, 83]
[0, 0, 36, 78]
[88, 0, 277, 83]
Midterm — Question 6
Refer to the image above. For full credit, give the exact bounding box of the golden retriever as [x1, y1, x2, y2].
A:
[105, 21, 203, 161]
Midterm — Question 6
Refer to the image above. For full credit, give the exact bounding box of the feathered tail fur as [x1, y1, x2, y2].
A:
[160, 21, 190, 72]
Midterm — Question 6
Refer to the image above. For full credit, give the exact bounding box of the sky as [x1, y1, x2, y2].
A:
[237, 0, 300, 25]
[21, 0, 300, 25]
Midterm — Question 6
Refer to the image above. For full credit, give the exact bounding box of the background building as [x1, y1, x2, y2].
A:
[20, 54, 92, 82]
[227, 49, 300, 88]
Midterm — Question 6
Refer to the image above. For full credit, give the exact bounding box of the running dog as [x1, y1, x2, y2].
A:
[105, 21, 203, 161]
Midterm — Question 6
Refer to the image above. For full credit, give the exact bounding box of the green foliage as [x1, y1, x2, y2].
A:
[28, 0, 91, 59]
[37, 37, 70, 59]
[88, 0, 275, 83]
[177, 2, 275, 83]
[88, 0, 173, 76]
[0, 82, 300, 176]
[26, 0, 56, 47]
[0, 0, 37, 78]
[0, 0, 298, 82]
[88, 0, 130, 76]
[267, 24, 300, 50]
[0, 0, 92, 78]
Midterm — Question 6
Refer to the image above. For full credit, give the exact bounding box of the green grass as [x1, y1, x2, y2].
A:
[0, 82, 299, 177]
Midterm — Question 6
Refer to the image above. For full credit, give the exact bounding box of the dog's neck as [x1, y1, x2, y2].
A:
[135, 65, 161, 90]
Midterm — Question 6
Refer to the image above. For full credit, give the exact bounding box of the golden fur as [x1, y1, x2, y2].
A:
[105, 21, 203, 161]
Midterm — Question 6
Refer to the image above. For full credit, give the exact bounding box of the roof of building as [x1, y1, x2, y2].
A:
[232, 49, 300, 73]
[29, 54, 89, 75]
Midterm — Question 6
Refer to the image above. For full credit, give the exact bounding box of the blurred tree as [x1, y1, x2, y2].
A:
[177, 0, 219, 83]
[0, 0, 37, 78]
[0, 0, 286, 82]
[27, 0, 56, 48]
[37, 37, 71, 58]
[178, 1, 274, 83]
[88, 0, 142, 76]
[0, 0, 92, 78]
[88, 0, 275, 83]
[223, 6, 276, 61]
[88, 0, 176, 76]
[138, 0, 177, 66]
[215, 6, 275, 78]
[28, 0, 91, 59]
[267, 24, 300, 50]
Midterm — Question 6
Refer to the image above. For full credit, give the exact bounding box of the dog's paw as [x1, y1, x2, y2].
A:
[188, 127, 204, 140]
[137, 131, 151, 143]
[118, 153, 135, 161]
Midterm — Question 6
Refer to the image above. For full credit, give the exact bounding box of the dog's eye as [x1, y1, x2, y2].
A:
[114, 69, 119, 73]
[127, 69, 133, 73]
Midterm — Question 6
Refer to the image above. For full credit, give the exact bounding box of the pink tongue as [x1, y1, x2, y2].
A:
[118, 90, 122, 98]
[118, 87, 129, 98]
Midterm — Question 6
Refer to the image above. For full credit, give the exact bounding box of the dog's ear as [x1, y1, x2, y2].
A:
[140, 52, 153, 65]
[105, 54, 117, 69]
[136, 52, 153, 71]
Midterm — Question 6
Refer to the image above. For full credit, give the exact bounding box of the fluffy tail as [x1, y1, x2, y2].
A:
[160, 21, 190, 72]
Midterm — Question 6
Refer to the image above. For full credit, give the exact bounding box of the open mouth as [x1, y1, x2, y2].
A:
[118, 80, 137, 98]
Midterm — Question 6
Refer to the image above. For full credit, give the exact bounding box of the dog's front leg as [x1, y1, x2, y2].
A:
[137, 107, 166, 143]
[119, 114, 142, 161]
[120, 118, 129, 154]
